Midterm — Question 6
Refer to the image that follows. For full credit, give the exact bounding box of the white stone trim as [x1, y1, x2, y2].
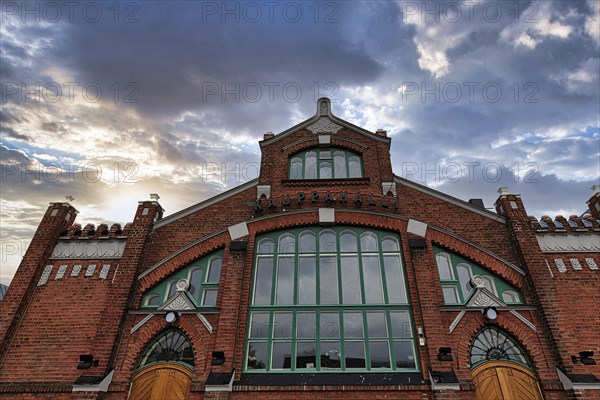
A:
[318, 134, 331, 145]
[256, 185, 271, 199]
[395, 176, 506, 223]
[557, 367, 600, 390]
[197, 313, 213, 334]
[536, 233, 600, 253]
[131, 314, 154, 334]
[205, 370, 235, 392]
[382, 182, 397, 196]
[509, 310, 537, 332]
[318, 208, 335, 225]
[407, 219, 428, 237]
[38, 265, 53, 286]
[429, 371, 460, 391]
[449, 310, 466, 333]
[228, 222, 249, 240]
[153, 179, 258, 229]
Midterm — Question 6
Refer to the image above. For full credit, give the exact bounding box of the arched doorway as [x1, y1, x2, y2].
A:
[470, 326, 543, 400]
[129, 329, 194, 400]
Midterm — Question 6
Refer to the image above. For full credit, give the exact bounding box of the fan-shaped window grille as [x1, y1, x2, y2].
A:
[470, 326, 529, 368]
[138, 330, 194, 370]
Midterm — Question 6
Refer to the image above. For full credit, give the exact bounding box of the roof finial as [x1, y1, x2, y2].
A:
[65, 195, 75, 202]
[317, 97, 331, 116]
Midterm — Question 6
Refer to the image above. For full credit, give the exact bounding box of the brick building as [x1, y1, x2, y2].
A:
[1, 98, 599, 399]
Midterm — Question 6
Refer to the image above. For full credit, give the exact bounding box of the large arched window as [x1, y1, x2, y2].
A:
[246, 227, 417, 373]
[137, 329, 194, 370]
[141, 250, 224, 308]
[433, 247, 523, 305]
[289, 148, 363, 180]
[470, 326, 530, 368]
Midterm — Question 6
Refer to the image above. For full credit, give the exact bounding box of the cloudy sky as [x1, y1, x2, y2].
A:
[1, 0, 599, 285]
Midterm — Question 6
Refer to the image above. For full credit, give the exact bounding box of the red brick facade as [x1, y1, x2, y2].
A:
[1, 99, 598, 399]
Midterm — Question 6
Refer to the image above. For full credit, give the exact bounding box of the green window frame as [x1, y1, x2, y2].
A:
[137, 329, 194, 371]
[289, 148, 363, 180]
[141, 249, 224, 308]
[246, 227, 418, 373]
[433, 246, 523, 305]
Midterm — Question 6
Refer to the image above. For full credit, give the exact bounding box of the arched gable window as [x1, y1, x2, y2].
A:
[470, 326, 530, 368]
[141, 249, 224, 308]
[137, 329, 194, 370]
[433, 247, 522, 305]
[289, 148, 363, 180]
[246, 227, 416, 373]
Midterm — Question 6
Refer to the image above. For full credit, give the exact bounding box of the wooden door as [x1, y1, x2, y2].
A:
[129, 363, 193, 400]
[472, 361, 543, 400]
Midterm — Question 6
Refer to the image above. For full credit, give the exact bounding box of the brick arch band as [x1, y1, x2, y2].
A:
[139, 210, 525, 293]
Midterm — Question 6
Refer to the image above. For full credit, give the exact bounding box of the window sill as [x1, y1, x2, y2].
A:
[237, 372, 426, 387]
[282, 178, 371, 187]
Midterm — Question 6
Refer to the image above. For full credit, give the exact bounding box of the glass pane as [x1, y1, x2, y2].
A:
[258, 238, 275, 254]
[207, 258, 222, 283]
[305, 151, 317, 179]
[381, 236, 399, 251]
[320, 312, 340, 339]
[393, 341, 416, 368]
[319, 230, 336, 252]
[189, 268, 203, 299]
[389, 311, 411, 338]
[369, 341, 391, 368]
[299, 231, 316, 253]
[296, 312, 317, 339]
[367, 311, 387, 338]
[333, 151, 347, 178]
[343, 312, 364, 338]
[271, 342, 292, 369]
[339, 231, 357, 252]
[146, 294, 161, 306]
[320, 341, 341, 369]
[253, 256, 273, 305]
[167, 281, 178, 299]
[348, 156, 361, 178]
[298, 256, 316, 304]
[360, 232, 378, 251]
[436, 253, 454, 280]
[273, 312, 293, 339]
[319, 161, 332, 179]
[344, 341, 366, 368]
[457, 264, 473, 298]
[276, 257, 294, 304]
[203, 289, 217, 306]
[249, 312, 270, 338]
[279, 234, 296, 254]
[384, 255, 407, 303]
[247, 342, 267, 370]
[482, 275, 497, 296]
[319, 256, 339, 304]
[320, 151, 331, 159]
[442, 286, 460, 304]
[362, 255, 383, 303]
[296, 341, 317, 369]
[341, 255, 361, 304]
[502, 290, 520, 303]
[290, 157, 303, 179]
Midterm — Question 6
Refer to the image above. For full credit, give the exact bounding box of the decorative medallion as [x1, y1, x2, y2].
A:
[176, 278, 190, 291]
[85, 264, 96, 277]
[555, 258, 567, 273]
[585, 258, 598, 270]
[570, 258, 582, 270]
[99, 264, 111, 279]
[37, 265, 53, 286]
[55, 265, 67, 280]
[306, 117, 343, 134]
[71, 264, 82, 277]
